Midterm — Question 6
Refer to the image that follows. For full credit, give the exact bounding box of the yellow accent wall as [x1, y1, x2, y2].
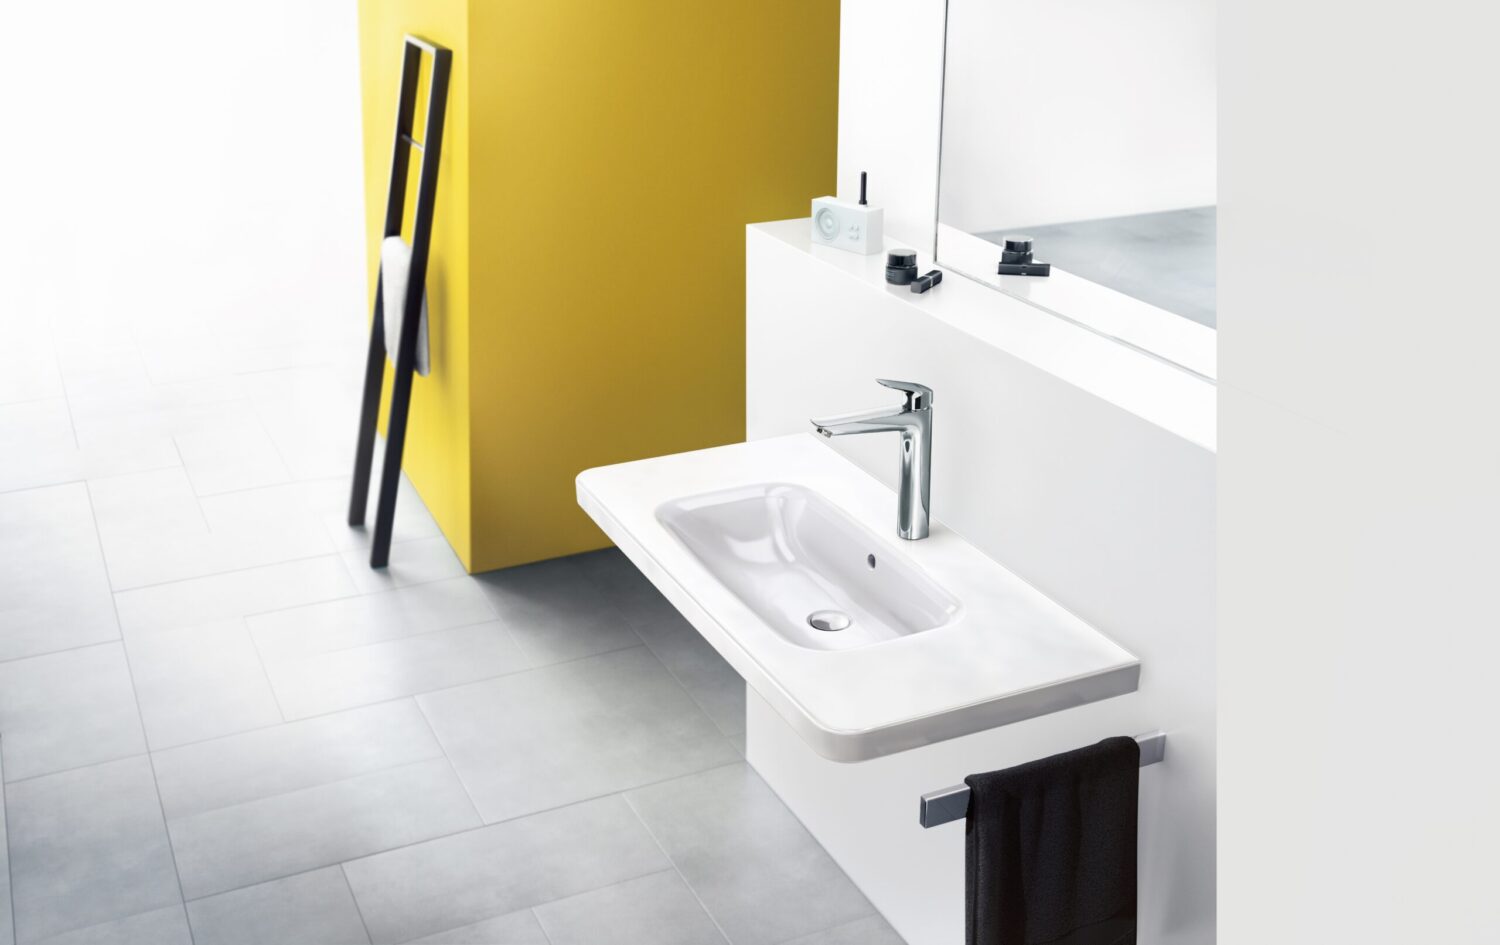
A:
[358, 0, 840, 572]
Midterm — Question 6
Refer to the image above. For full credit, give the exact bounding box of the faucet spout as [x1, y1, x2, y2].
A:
[809, 406, 915, 437]
[807, 379, 934, 540]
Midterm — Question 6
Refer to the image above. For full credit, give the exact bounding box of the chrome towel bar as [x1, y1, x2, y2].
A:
[918, 730, 1166, 828]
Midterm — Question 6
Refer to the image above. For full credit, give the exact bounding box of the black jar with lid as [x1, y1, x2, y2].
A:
[885, 249, 918, 285]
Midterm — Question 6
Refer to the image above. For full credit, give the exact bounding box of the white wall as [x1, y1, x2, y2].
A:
[939, 0, 1216, 232]
[1219, 1, 1500, 941]
[745, 222, 1214, 944]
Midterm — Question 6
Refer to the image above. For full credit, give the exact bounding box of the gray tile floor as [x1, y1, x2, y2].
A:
[1, 522, 905, 945]
[0, 245, 906, 945]
[981, 205, 1218, 327]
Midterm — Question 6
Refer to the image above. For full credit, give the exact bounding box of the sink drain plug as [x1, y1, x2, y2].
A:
[807, 610, 852, 632]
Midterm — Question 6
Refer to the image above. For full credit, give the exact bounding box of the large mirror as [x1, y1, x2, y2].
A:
[937, 0, 1216, 378]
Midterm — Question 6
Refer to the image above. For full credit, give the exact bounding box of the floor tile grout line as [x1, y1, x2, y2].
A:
[172, 470, 346, 503]
[523, 869, 683, 945]
[179, 858, 381, 907]
[2, 743, 17, 945]
[2, 634, 636, 787]
[0, 634, 125, 668]
[111, 552, 409, 634]
[529, 907, 555, 945]
[79, 481, 197, 945]
[229, 357, 342, 380]
[83, 466, 443, 595]
[327, 758, 751, 894]
[51, 349, 80, 450]
[334, 538, 465, 595]
[241, 614, 291, 724]
[11, 903, 190, 945]
[118, 601, 522, 747]
[166, 755, 472, 903]
[0, 451, 186, 498]
[247, 398, 298, 490]
[630, 626, 744, 743]
[1, 748, 153, 790]
[338, 863, 376, 945]
[0, 391, 70, 410]
[620, 792, 736, 945]
[410, 698, 486, 827]
[0, 477, 88, 498]
[80, 480, 121, 595]
[352, 640, 650, 722]
[169, 436, 214, 533]
[135, 639, 650, 763]
[574, 558, 747, 743]
[107, 549, 345, 596]
[629, 781, 882, 945]
[251, 602, 503, 664]
[391, 866, 697, 945]
[191, 476, 301, 501]
[245, 571, 500, 662]
[180, 896, 202, 944]
[76, 462, 446, 598]
[248, 546, 463, 619]
[104, 533, 440, 598]
[157, 747, 450, 825]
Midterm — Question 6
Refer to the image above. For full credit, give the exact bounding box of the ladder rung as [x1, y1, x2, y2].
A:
[400, 133, 424, 151]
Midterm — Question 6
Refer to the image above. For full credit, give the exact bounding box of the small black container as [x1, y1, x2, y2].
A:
[996, 234, 1051, 276]
[885, 249, 918, 285]
[911, 269, 943, 294]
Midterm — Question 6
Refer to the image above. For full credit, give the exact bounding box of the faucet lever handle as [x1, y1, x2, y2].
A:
[876, 378, 933, 410]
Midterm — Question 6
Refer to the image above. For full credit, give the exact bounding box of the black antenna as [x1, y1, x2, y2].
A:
[859, 171, 868, 206]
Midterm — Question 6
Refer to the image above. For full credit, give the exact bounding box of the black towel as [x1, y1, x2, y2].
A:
[964, 736, 1139, 945]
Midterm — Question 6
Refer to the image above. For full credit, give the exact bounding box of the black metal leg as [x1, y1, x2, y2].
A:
[348, 279, 387, 527]
[369, 311, 418, 568]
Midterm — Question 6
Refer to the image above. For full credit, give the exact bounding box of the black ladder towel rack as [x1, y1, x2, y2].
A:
[347, 35, 452, 568]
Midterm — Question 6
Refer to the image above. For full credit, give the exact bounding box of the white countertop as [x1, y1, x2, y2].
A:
[577, 434, 1140, 762]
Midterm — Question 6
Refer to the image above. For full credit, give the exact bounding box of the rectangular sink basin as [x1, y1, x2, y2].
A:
[577, 434, 1139, 761]
[657, 484, 960, 651]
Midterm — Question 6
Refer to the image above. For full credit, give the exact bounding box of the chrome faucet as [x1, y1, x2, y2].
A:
[810, 379, 933, 540]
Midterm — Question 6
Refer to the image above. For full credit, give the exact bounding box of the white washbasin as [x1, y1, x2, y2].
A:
[577, 434, 1139, 761]
[657, 483, 959, 651]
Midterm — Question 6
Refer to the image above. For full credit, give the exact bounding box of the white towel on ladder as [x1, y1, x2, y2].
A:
[381, 236, 431, 376]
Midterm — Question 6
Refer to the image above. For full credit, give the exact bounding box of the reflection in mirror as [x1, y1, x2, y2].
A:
[938, 0, 1216, 360]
